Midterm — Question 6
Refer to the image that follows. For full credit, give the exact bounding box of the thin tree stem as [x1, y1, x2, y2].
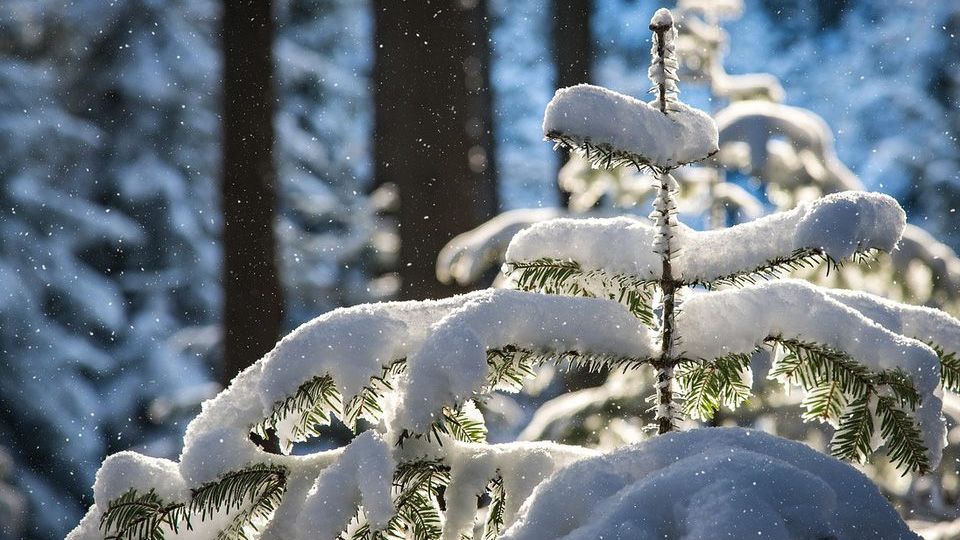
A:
[654, 169, 678, 434]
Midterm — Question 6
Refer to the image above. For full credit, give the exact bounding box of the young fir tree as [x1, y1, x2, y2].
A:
[70, 9, 960, 540]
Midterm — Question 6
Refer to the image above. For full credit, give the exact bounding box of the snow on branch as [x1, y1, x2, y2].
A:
[505, 191, 906, 286]
[715, 101, 862, 193]
[676, 279, 945, 471]
[823, 288, 960, 391]
[395, 289, 658, 433]
[543, 84, 718, 170]
[500, 428, 919, 540]
[680, 191, 905, 284]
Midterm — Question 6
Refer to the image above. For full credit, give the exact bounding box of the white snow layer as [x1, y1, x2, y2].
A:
[396, 289, 657, 432]
[824, 287, 960, 357]
[506, 191, 905, 283]
[295, 431, 395, 538]
[501, 428, 919, 540]
[543, 84, 718, 169]
[677, 280, 945, 467]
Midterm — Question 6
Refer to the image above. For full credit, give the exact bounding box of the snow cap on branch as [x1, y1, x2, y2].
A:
[506, 191, 906, 285]
[395, 289, 657, 432]
[543, 84, 717, 170]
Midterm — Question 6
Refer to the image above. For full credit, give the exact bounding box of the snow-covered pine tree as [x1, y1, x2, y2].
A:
[70, 9, 960, 540]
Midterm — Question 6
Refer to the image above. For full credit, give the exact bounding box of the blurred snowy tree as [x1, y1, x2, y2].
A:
[274, 0, 396, 324]
[0, 1, 219, 537]
[0, 0, 386, 537]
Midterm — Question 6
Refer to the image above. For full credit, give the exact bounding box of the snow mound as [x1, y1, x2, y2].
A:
[543, 84, 718, 169]
[501, 428, 919, 540]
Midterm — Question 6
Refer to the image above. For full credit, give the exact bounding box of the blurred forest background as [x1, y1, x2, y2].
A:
[0, 0, 958, 538]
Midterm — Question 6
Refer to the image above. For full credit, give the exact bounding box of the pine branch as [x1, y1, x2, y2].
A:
[505, 258, 656, 326]
[343, 361, 408, 427]
[100, 489, 188, 540]
[800, 379, 846, 423]
[677, 353, 751, 420]
[486, 346, 539, 393]
[192, 466, 287, 540]
[695, 248, 881, 289]
[385, 460, 450, 540]
[428, 406, 488, 445]
[253, 374, 343, 451]
[768, 338, 872, 400]
[255, 361, 408, 453]
[545, 132, 651, 172]
[830, 394, 874, 464]
[483, 475, 506, 540]
[768, 337, 930, 473]
[875, 369, 921, 410]
[875, 396, 931, 475]
[485, 345, 651, 394]
[930, 343, 960, 393]
[100, 465, 288, 540]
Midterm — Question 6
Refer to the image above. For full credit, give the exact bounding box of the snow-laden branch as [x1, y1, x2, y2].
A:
[69, 288, 656, 540]
[501, 428, 919, 540]
[506, 191, 905, 285]
[823, 288, 960, 355]
[676, 279, 945, 468]
[396, 289, 657, 433]
[543, 84, 718, 170]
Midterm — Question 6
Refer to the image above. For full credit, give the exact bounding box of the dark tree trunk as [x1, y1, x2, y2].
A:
[220, 0, 283, 384]
[552, 0, 593, 208]
[373, 0, 499, 300]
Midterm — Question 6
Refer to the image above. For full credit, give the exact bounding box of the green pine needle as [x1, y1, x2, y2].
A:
[800, 379, 846, 424]
[428, 406, 488, 445]
[677, 353, 752, 420]
[504, 258, 656, 326]
[830, 394, 874, 464]
[875, 396, 931, 475]
[483, 475, 506, 540]
[768, 337, 930, 473]
[930, 343, 960, 393]
[100, 465, 288, 540]
[545, 131, 651, 171]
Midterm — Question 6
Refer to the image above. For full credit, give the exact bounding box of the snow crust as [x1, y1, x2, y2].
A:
[93, 453, 189, 509]
[506, 191, 906, 283]
[677, 280, 945, 467]
[502, 428, 919, 540]
[543, 84, 718, 169]
[441, 441, 595, 540]
[649, 7, 674, 29]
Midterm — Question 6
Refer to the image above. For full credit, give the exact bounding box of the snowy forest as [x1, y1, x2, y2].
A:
[2, 0, 960, 539]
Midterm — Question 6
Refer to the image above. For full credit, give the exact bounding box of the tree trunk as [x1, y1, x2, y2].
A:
[220, 0, 283, 384]
[552, 0, 593, 208]
[373, 0, 499, 300]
